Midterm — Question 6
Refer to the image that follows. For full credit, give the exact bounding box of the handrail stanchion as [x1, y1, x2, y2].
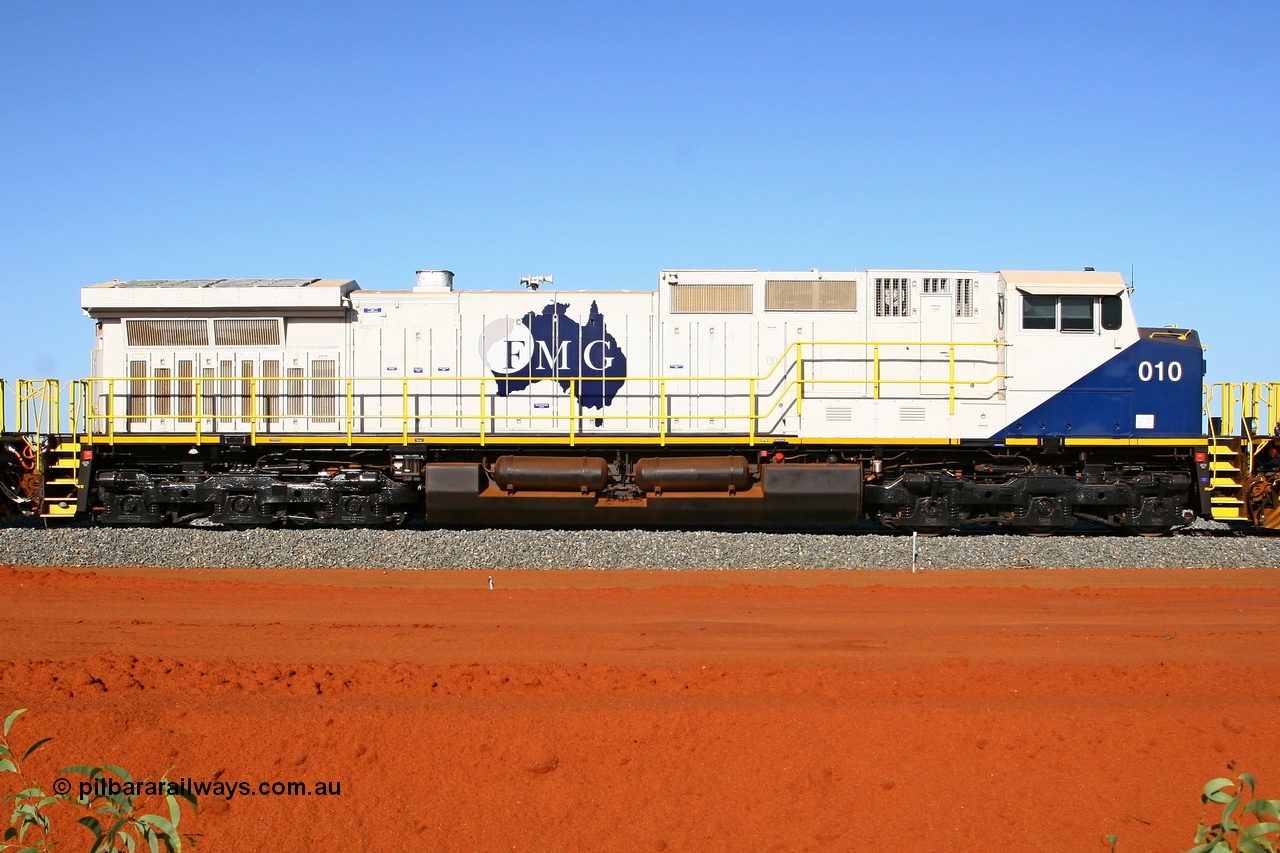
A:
[568, 379, 577, 447]
[796, 342, 804, 417]
[194, 378, 202, 446]
[873, 344, 881, 399]
[949, 344, 956, 416]
[108, 379, 116, 444]
[347, 378, 355, 446]
[402, 377, 409, 446]
[659, 378, 667, 446]
[249, 377, 258, 445]
[748, 378, 756, 446]
[479, 376, 486, 446]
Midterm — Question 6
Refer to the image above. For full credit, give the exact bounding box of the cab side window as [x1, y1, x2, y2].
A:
[1059, 297, 1094, 331]
[1022, 296, 1056, 329]
[1022, 294, 1120, 332]
[1101, 295, 1123, 330]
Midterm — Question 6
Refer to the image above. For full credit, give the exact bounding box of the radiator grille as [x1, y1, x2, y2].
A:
[126, 319, 208, 347]
[262, 360, 281, 421]
[311, 360, 337, 422]
[177, 360, 194, 422]
[670, 284, 752, 313]
[154, 368, 172, 417]
[214, 319, 281, 347]
[765, 280, 856, 311]
[286, 369, 305, 417]
[128, 360, 147, 417]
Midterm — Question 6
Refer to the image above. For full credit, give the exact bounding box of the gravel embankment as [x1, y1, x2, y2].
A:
[0, 523, 1276, 570]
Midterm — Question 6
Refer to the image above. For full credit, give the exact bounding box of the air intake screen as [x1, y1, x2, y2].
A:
[765, 280, 857, 311]
[126, 319, 208, 347]
[214, 319, 281, 347]
[669, 284, 752, 313]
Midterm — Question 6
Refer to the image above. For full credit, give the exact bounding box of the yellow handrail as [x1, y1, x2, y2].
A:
[67, 339, 1012, 446]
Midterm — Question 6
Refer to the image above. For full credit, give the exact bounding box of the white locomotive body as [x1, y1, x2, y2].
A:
[75, 267, 1206, 532]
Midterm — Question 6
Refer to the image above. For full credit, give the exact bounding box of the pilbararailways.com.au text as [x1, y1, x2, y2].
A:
[75, 777, 341, 800]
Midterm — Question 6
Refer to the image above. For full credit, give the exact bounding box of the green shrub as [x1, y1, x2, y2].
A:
[1186, 773, 1280, 853]
[1, 708, 197, 852]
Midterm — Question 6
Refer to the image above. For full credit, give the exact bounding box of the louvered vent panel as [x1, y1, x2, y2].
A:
[128, 360, 147, 417]
[764, 280, 856, 311]
[154, 368, 172, 417]
[126, 319, 208, 347]
[765, 280, 811, 310]
[817, 281, 856, 310]
[669, 284, 752, 313]
[311, 360, 337, 422]
[286, 369, 305, 417]
[262, 360, 281, 420]
[955, 278, 975, 317]
[214, 319, 281, 347]
[177, 360, 194, 422]
[219, 360, 235, 418]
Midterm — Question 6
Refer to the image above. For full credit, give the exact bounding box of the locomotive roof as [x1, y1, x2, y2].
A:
[89, 278, 356, 289]
[82, 278, 360, 314]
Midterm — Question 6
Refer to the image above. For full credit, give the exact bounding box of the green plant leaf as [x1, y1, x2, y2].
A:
[137, 814, 177, 839]
[1223, 794, 1243, 831]
[61, 764, 97, 776]
[1243, 822, 1280, 841]
[0, 759, 17, 774]
[166, 793, 181, 828]
[20, 738, 52, 763]
[102, 814, 131, 848]
[1205, 778, 1237, 805]
[1245, 800, 1280, 822]
[102, 765, 134, 785]
[3, 710, 27, 739]
[78, 814, 104, 837]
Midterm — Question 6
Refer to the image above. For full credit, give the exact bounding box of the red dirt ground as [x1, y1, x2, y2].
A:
[2, 565, 1279, 852]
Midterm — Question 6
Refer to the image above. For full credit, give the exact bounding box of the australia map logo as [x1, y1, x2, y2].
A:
[479, 301, 627, 424]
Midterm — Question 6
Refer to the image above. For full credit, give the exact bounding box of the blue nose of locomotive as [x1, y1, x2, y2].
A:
[1001, 328, 1204, 439]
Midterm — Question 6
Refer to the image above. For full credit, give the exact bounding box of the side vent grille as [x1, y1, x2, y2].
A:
[898, 406, 927, 422]
[955, 278, 975, 317]
[670, 284, 752, 313]
[311, 359, 337, 422]
[875, 278, 911, 317]
[125, 319, 208, 347]
[825, 405, 853, 422]
[765, 280, 857, 311]
[214, 319, 281, 347]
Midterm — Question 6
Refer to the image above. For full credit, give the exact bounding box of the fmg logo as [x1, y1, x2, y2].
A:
[478, 301, 627, 419]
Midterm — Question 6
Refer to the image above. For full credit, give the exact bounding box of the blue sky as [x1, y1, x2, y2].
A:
[1, 1, 1276, 391]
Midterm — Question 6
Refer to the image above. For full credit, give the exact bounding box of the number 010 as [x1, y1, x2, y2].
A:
[1138, 360, 1182, 382]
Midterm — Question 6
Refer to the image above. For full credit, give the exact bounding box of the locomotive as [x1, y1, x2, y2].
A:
[3, 265, 1276, 534]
